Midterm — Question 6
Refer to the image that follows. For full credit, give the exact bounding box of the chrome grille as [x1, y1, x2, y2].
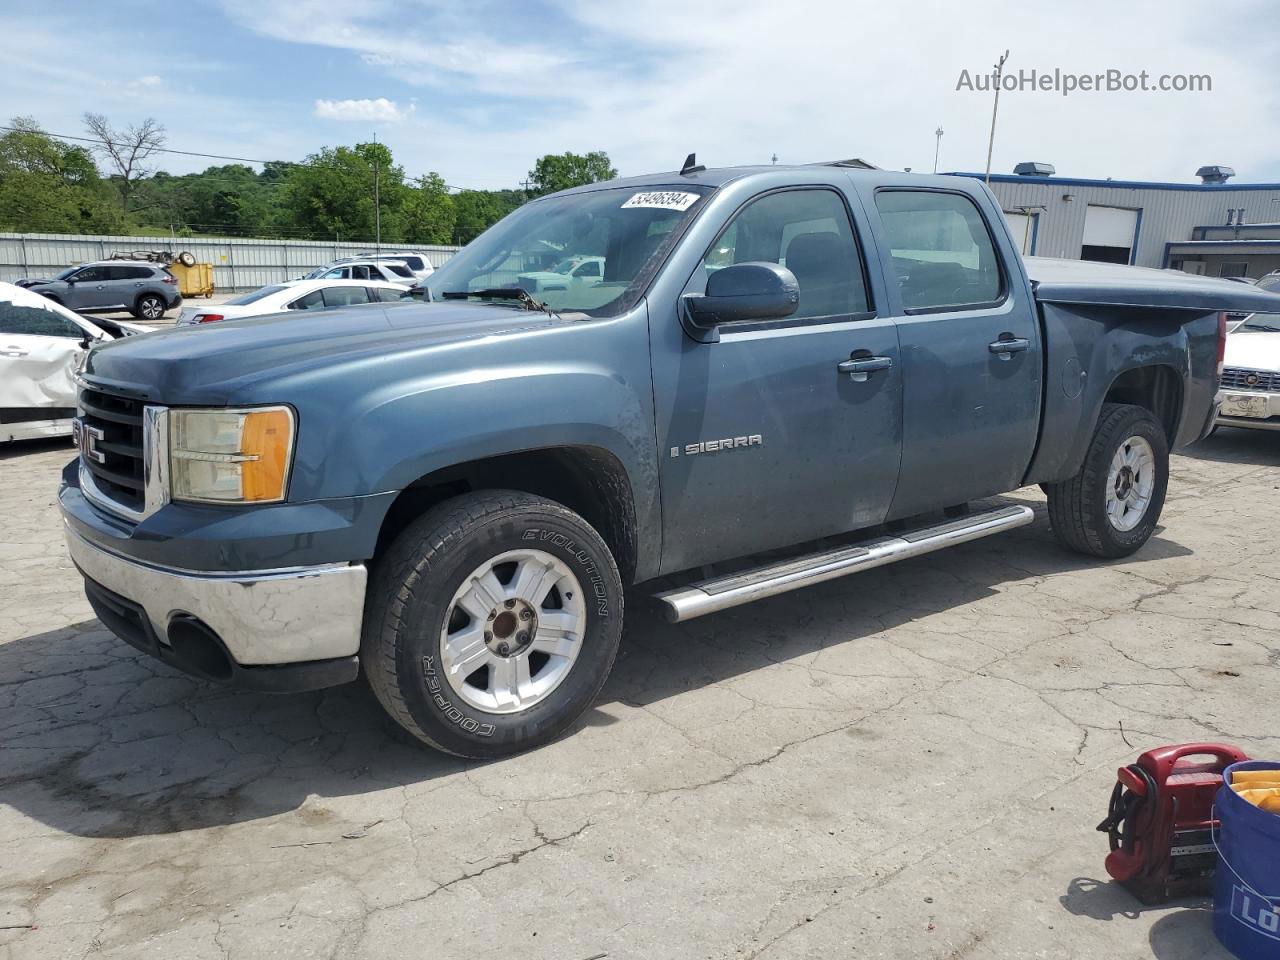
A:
[78, 385, 146, 512]
[1220, 367, 1280, 392]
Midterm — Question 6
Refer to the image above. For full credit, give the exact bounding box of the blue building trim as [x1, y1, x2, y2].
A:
[947, 172, 1280, 193]
[1166, 240, 1280, 249]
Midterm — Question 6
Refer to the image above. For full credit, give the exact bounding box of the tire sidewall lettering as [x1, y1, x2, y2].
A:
[520, 528, 610, 618]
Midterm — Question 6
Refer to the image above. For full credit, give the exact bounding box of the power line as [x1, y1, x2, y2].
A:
[1, 124, 492, 193]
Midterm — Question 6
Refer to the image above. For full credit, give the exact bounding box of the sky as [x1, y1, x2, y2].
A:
[3, 0, 1278, 189]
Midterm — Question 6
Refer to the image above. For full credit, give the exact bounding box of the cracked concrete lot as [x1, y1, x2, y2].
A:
[2, 432, 1278, 960]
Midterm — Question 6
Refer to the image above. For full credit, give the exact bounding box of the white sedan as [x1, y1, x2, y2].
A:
[1, 282, 149, 443]
[177, 279, 410, 325]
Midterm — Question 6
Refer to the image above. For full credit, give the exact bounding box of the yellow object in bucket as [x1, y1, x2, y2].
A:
[1231, 769, 1280, 813]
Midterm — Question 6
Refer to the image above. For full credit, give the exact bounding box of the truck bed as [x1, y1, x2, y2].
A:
[1021, 257, 1280, 489]
[1026, 257, 1280, 313]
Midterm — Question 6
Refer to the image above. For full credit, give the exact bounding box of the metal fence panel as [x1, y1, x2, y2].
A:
[0, 233, 461, 292]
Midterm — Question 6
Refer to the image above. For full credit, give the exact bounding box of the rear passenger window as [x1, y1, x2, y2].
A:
[322, 287, 371, 307]
[705, 189, 870, 321]
[373, 287, 407, 302]
[874, 190, 1003, 312]
[288, 290, 325, 310]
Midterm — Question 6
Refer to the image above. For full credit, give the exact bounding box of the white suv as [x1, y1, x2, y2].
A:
[305, 260, 416, 285]
[351, 252, 435, 282]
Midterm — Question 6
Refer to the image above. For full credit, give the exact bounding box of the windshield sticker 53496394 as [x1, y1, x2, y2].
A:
[621, 191, 700, 211]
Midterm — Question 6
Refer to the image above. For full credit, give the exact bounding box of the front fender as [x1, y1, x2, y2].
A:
[285, 309, 662, 575]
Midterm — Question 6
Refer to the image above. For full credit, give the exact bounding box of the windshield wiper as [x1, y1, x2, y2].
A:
[441, 288, 554, 316]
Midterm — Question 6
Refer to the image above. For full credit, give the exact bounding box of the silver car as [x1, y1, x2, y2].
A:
[20, 260, 183, 320]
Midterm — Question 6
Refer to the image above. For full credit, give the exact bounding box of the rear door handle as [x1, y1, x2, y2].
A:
[837, 355, 893, 382]
[988, 336, 1031, 359]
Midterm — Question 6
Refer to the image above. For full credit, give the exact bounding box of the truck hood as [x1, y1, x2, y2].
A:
[1224, 330, 1280, 372]
[81, 300, 572, 404]
[1027, 257, 1280, 314]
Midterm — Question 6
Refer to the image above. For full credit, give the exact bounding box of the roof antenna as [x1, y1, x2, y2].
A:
[680, 152, 705, 177]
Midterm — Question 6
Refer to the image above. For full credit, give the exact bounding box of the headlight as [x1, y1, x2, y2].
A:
[169, 406, 295, 504]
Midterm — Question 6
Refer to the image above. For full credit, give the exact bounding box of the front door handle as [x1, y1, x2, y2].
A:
[988, 336, 1031, 359]
[837, 355, 893, 382]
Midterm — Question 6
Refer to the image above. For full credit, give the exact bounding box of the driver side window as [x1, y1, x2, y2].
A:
[0, 302, 83, 337]
[704, 188, 870, 322]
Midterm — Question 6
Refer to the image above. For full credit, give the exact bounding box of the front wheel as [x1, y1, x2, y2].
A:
[362, 491, 623, 758]
[1045, 402, 1169, 558]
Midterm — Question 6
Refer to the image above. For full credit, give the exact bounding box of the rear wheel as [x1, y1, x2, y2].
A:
[1045, 403, 1169, 558]
[362, 491, 623, 758]
[133, 294, 165, 320]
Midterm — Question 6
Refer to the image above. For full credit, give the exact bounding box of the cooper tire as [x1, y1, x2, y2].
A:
[1045, 403, 1169, 559]
[361, 490, 623, 758]
[133, 294, 165, 320]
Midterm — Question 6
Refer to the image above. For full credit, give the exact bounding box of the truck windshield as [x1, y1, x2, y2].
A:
[425, 185, 712, 317]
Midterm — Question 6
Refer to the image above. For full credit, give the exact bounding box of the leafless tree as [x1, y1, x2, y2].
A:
[82, 113, 166, 213]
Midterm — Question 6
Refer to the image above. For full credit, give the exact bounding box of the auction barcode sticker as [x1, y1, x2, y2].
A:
[622, 191, 700, 211]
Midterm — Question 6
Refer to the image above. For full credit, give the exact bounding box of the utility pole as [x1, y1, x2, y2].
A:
[373, 133, 381, 259]
[933, 127, 944, 174]
[985, 50, 1010, 185]
[771, 153, 778, 165]
[520, 177, 533, 203]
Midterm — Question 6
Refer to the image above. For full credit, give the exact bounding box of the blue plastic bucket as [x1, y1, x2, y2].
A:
[1214, 760, 1280, 959]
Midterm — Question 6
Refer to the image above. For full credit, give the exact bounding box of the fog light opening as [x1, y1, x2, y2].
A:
[166, 615, 234, 681]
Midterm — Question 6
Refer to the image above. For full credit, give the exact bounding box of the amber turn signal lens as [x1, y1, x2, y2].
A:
[240, 409, 294, 501]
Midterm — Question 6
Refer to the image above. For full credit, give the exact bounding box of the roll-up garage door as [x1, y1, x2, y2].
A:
[1003, 211, 1035, 254]
[1081, 205, 1139, 264]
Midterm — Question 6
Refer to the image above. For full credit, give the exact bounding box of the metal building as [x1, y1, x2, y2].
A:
[947, 165, 1280, 279]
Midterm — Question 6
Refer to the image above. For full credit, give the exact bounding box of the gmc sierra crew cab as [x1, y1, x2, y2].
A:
[60, 162, 1280, 757]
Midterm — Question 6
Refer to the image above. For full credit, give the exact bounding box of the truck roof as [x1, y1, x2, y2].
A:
[543, 163, 976, 199]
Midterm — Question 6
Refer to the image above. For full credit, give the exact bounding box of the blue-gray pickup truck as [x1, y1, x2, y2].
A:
[60, 163, 1280, 757]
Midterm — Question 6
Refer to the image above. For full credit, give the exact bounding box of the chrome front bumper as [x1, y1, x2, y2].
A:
[65, 524, 367, 667]
[1215, 388, 1280, 431]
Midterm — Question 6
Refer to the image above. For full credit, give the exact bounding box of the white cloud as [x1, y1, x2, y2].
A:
[215, 0, 1280, 188]
[314, 97, 413, 123]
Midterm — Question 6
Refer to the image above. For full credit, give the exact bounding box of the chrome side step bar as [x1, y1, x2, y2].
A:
[653, 504, 1035, 623]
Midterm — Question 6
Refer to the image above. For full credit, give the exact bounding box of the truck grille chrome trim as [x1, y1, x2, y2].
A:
[77, 386, 168, 522]
[654, 504, 1036, 622]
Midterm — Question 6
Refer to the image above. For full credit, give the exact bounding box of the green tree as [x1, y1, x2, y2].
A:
[403, 173, 455, 245]
[527, 151, 617, 196]
[0, 117, 123, 233]
[282, 141, 407, 242]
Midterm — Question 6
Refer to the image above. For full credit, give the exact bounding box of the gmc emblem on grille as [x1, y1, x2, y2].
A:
[80, 423, 106, 464]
